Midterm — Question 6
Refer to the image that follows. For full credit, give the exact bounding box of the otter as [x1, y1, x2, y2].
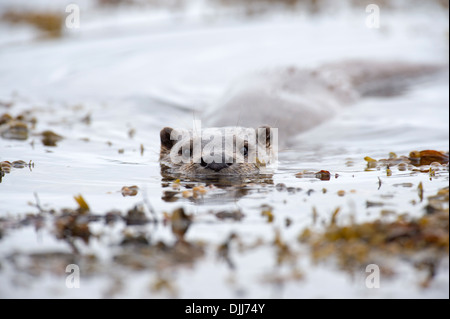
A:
[159, 126, 275, 177]
[160, 60, 443, 176]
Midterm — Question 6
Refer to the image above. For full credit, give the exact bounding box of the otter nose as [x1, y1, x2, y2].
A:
[207, 162, 230, 172]
[201, 158, 232, 172]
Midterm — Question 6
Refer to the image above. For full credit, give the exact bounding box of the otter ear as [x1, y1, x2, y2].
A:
[160, 127, 175, 150]
[257, 125, 272, 148]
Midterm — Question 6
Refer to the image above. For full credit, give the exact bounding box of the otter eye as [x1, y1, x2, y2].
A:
[240, 146, 248, 157]
[183, 148, 192, 158]
[179, 147, 192, 158]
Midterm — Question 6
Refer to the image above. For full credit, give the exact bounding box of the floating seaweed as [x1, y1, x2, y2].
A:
[315, 170, 331, 181]
[170, 208, 192, 242]
[121, 185, 139, 197]
[299, 187, 449, 283]
[162, 190, 179, 202]
[41, 130, 63, 146]
[215, 209, 245, 221]
[2, 10, 64, 38]
[409, 150, 449, 166]
[364, 150, 449, 172]
[54, 212, 92, 253]
[217, 233, 238, 269]
[125, 205, 149, 226]
[337, 190, 345, 197]
[261, 205, 274, 223]
[273, 229, 296, 266]
[0, 120, 29, 140]
[73, 194, 90, 214]
[0, 160, 34, 183]
[296, 170, 333, 181]
[120, 231, 150, 246]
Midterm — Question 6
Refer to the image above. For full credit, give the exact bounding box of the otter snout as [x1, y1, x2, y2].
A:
[201, 158, 233, 172]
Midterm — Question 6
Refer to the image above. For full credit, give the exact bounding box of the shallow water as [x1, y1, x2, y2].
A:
[0, 1, 449, 298]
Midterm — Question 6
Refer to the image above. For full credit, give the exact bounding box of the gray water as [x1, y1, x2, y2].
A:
[0, 0, 448, 298]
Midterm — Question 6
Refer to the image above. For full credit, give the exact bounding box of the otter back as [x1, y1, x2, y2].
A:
[203, 60, 443, 146]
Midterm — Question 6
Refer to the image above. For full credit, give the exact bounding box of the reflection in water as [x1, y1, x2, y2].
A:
[0, 0, 448, 299]
[160, 164, 273, 204]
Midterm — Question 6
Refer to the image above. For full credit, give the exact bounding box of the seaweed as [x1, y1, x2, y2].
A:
[124, 205, 149, 225]
[364, 150, 449, 171]
[261, 205, 274, 223]
[41, 130, 63, 146]
[121, 185, 139, 197]
[0, 160, 34, 183]
[296, 170, 334, 181]
[215, 209, 245, 221]
[0, 120, 29, 140]
[170, 207, 192, 242]
[54, 212, 92, 253]
[217, 233, 238, 269]
[299, 187, 449, 281]
[409, 150, 449, 166]
[2, 10, 64, 38]
[315, 170, 331, 181]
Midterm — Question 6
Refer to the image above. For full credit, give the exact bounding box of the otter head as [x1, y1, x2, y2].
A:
[159, 126, 275, 177]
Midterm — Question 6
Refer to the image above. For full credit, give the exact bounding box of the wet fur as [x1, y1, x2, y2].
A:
[160, 126, 273, 176]
[161, 60, 443, 176]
